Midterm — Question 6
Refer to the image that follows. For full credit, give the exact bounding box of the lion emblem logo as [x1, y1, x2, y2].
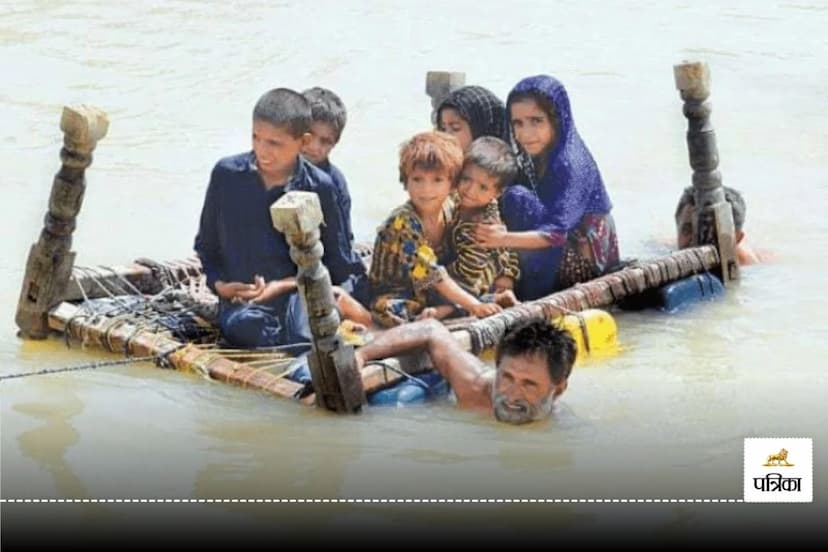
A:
[763, 448, 794, 467]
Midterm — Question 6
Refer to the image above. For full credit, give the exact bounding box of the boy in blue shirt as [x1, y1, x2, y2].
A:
[194, 88, 368, 348]
[301, 86, 371, 307]
[301, 87, 355, 245]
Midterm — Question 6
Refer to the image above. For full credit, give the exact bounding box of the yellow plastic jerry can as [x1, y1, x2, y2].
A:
[553, 309, 618, 363]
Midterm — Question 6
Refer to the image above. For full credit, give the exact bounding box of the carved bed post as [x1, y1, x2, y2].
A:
[674, 61, 739, 284]
[16, 105, 109, 338]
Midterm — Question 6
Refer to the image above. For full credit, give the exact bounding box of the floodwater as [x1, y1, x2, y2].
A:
[1, 0, 827, 545]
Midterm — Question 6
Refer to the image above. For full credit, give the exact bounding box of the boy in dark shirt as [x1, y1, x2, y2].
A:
[301, 87, 353, 239]
[194, 88, 368, 348]
[301, 86, 370, 305]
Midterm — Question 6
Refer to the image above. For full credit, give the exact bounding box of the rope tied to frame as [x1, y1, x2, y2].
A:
[0, 355, 155, 381]
[1, 339, 192, 381]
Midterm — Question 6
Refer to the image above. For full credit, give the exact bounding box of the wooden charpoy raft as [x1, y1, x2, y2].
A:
[20, 61, 734, 412]
[47, 244, 719, 405]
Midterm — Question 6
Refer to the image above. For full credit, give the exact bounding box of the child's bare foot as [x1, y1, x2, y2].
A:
[341, 320, 368, 334]
[340, 319, 373, 346]
[493, 289, 520, 308]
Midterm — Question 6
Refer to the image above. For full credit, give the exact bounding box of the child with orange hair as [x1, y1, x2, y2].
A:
[369, 132, 503, 327]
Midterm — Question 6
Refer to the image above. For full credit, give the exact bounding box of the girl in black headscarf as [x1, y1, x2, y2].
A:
[436, 85, 507, 151]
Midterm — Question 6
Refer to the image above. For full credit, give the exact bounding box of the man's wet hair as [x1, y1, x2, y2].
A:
[252, 88, 311, 139]
[302, 87, 347, 141]
[496, 319, 576, 383]
[675, 186, 746, 232]
[463, 136, 518, 190]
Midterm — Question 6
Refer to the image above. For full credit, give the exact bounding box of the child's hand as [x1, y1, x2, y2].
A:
[251, 277, 295, 304]
[416, 307, 439, 320]
[216, 280, 261, 302]
[493, 289, 520, 308]
[474, 223, 507, 248]
[416, 305, 455, 321]
[236, 275, 266, 301]
[469, 302, 502, 318]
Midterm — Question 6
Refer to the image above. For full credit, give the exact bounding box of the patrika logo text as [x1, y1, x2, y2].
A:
[744, 438, 812, 503]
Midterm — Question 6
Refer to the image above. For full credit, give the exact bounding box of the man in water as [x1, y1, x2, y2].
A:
[675, 186, 765, 265]
[355, 318, 576, 424]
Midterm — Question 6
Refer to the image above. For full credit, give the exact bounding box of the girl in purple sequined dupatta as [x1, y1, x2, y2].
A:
[475, 75, 620, 300]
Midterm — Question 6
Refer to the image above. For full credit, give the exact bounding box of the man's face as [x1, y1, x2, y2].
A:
[492, 352, 565, 425]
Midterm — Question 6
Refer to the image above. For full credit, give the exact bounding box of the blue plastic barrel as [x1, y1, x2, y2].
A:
[657, 272, 725, 312]
[367, 370, 449, 406]
[619, 272, 725, 312]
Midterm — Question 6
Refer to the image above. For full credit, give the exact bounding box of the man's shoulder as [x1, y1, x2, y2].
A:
[737, 241, 772, 265]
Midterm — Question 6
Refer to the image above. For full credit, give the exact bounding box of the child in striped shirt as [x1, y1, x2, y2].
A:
[448, 136, 520, 307]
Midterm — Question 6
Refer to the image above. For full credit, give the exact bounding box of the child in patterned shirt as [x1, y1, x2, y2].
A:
[369, 132, 504, 327]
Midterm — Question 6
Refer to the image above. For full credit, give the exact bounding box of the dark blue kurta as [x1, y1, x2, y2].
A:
[315, 160, 354, 245]
[194, 152, 365, 347]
